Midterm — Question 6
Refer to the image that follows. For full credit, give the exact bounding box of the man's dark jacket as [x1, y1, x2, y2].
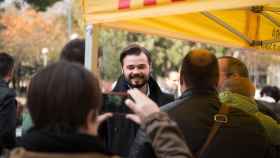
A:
[256, 100, 280, 123]
[100, 75, 174, 157]
[0, 80, 17, 151]
[129, 88, 271, 158]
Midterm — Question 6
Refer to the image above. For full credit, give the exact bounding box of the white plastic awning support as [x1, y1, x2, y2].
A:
[85, 24, 93, 71]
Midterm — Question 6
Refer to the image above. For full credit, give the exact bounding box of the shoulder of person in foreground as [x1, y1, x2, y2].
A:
[141, 112, 193, 158]
[7, 148, 120, 158]
[255, 112, 280, 146]
[125, 89, 193, 158]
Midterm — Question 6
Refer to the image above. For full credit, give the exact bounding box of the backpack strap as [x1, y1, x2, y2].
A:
[196, 104, 230, 158]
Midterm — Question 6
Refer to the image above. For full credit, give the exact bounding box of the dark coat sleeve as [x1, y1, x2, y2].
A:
[0, 93, 17, 149]
[128, 128, 156, 158]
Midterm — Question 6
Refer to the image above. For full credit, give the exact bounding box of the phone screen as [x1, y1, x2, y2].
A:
[102, 92, 132, 115]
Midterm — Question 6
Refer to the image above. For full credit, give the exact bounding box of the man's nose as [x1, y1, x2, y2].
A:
[131, 68, 140, 74]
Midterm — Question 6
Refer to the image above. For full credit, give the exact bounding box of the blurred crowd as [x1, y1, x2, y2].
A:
[0, 40, 279, 158]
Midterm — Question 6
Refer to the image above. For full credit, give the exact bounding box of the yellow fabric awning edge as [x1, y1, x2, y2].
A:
[100, 22, 246, 48]
[98, 22, 280, 55]
[83, 0, 280, 24]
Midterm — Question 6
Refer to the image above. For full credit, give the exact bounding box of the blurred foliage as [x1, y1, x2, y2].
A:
[0, 7, 68, 64]
[99, 28, 227, 81]
[24, 0, 62, 11]
[99, 29, 127, 80]
[72, 0, 84, 31]
[0, 6, 69, 90]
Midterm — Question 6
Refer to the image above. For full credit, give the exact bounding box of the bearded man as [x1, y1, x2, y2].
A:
[101, 44, 174, 157]
[113, 44, 173, 105]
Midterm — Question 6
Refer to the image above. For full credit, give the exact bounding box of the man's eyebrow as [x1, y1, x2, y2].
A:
[126, 63, 146, 66]
[137, 64, 146, 66]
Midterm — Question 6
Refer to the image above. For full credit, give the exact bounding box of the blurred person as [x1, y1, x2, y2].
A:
[60, 38, 85, 65]
[102, 44, 174, 157]
[218, 56, 280, 122]
[129, 49, 271, 158]
[15, 61, 193, 158]
[19, 61, 112, 153]
[0, 53, 17, 151]
[260, 86, 280, 103]
[15, 101, 24, 137]
[113, 44, 174, 105]
[219, 77, 280, 145]
[21, 108, 32, 136]
[21, 38, 86, 135]
[162, 71, 180, 97]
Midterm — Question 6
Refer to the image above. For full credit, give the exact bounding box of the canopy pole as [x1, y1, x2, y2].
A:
[85, 24, 100, 74]
[250, 39, 280, 46]
[261, 12, 280, 28]
[245, 10, 260, 47]
[201, 11, 252, 45]
[85, 24, 93, 71]
[92, 25, 100, 75]
[261, 39, 280, 45]
[263, 6, 280, 12]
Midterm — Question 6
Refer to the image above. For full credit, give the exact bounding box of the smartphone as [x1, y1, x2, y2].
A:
[99, 92, 138, 153]
[102, 92, 132, 115]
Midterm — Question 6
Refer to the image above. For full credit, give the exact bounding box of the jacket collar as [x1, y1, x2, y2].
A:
[20, 128, 107, 154]
[219, 91, 258, 113]
[179, 87, 218, 100]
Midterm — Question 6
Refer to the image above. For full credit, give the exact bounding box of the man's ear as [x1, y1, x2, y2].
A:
[179, 74, 184, 85]
[149, 63, 153, 74]
[5, 69, 13, 82]
[121, 66, 124, 74]
[180, 76, 187, 92]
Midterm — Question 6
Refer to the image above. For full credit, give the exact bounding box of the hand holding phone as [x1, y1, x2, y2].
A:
[125, 89, 160, 124]
[102, 92, 131, 115]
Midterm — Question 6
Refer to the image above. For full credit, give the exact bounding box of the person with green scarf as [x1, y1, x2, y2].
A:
[219, 77, 280, 145]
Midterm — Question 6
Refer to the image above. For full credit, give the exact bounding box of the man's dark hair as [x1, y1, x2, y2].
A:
[60, 38, 85, 65]
[0, 52, 14, 79]
[27, 61, 101, 130]
[180, 49, 219, 89]
[120, 44, 151, 66]
[219, 56, 249, 78]
[260, 86, 280, 102]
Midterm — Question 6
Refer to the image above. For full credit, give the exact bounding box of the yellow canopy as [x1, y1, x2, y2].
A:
[81, 0, 280, 52]
[79, 0, 280, 72]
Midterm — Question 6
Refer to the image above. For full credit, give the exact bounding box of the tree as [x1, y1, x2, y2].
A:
[99, 29, 128, 80]
[0, 7, 68, 90]
[0, 7, 68, 63]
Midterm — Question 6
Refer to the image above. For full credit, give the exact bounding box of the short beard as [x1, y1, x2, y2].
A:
[125, 74, 149, 89]
[128, 82, 147, 89]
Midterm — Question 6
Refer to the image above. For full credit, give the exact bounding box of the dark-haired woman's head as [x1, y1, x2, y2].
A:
[27, 61, 101, 133]
[60, 38, 85, 65]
